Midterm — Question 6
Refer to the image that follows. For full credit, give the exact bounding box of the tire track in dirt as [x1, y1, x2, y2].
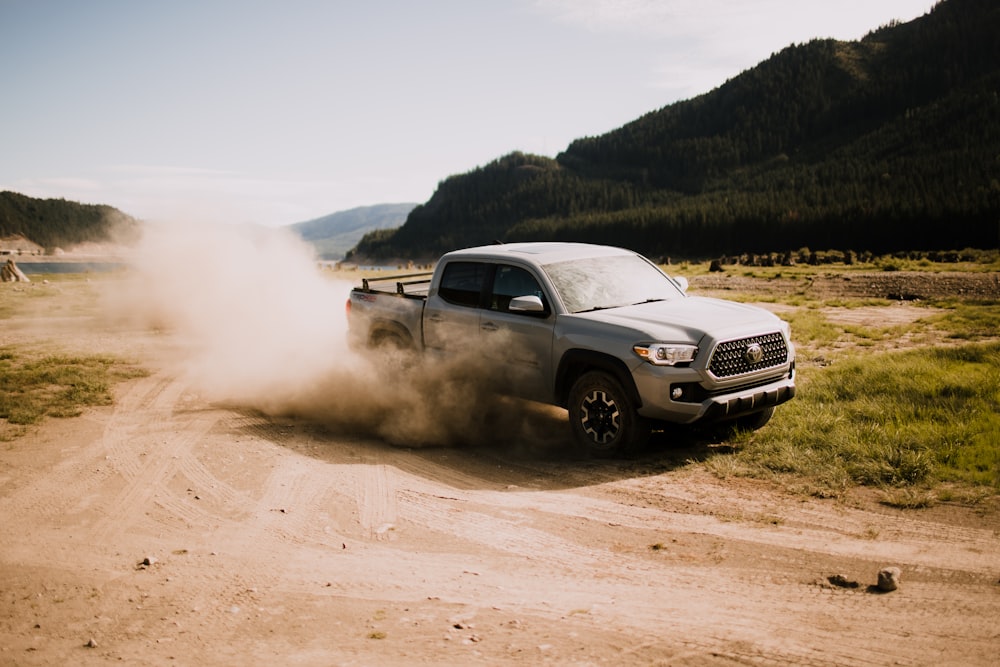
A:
[0, 377, 186, 530]
[100, 373, 185, 479]
[397, 488, 617, 569]
[251, 456, 344, 547]
[94, 425, 220, 541]
[333, 447, 1000, 666]
[355, 459, 400, 541]
[604, 475, 1000, 577]
[91, 374, 261, 544]
[0, 422, 108, 531]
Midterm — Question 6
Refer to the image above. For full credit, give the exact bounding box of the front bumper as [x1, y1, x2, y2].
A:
[634, 363, 796, 424]
[701, 381, 796, 421]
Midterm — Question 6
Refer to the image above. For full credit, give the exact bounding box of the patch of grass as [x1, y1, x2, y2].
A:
[925, 300, 1000, 341]
[841, 323, 882, 342]
[0, 345, 147, 436]
[781, 309, 842, 348]
[879, 487, 937, 509]
[823, 298, 899, 308]
[708, 342, 1000, 498]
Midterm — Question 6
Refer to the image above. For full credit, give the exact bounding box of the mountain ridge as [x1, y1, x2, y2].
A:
[286, 203, 417, 260]
[352, 0, 1000, 261]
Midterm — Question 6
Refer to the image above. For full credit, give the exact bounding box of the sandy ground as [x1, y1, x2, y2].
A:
[2, 272, 999, 667]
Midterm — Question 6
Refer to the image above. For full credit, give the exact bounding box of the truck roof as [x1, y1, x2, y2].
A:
[445, 242, 634, 265]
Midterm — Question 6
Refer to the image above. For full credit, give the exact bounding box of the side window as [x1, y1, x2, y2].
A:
[438, 261, 487, 307]
[490, 265, 547, 314]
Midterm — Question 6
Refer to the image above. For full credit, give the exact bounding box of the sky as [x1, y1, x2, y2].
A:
[1, 0, 937, 227]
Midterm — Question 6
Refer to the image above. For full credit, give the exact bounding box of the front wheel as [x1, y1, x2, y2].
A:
[568, 371, 650, 458]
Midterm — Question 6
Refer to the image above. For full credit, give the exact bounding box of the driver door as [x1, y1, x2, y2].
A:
[479, 264, 555, 402]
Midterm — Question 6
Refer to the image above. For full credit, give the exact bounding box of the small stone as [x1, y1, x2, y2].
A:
[136, 556, 158, 570]
[878, 567, 902, 592]
[84, 638, 98, 648]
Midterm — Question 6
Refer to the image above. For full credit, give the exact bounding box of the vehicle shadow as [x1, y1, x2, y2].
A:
[229, 402, 744, 493]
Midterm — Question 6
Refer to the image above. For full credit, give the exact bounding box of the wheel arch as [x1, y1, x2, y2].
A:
[555, 349, 642, 409]
[368, 319, 416, 349]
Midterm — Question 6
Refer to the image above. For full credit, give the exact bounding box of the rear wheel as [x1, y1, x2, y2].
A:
[369, 329, 417, 370]
[370, 329, 411, 350]
[568, 371, 650, 458]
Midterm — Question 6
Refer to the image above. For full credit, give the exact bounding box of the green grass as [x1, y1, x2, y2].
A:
[924, 300, 1000, 341]
[781, 305, 933, 355]
[708, 342, 1000, 501]
[0, 346, 147, 440]
[780, 309, 844, 348]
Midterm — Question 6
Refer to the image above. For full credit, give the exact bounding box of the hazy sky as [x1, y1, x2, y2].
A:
[1, 0, 936, 227]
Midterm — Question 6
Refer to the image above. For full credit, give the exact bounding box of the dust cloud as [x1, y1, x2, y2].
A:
[110, 222, 559, 449]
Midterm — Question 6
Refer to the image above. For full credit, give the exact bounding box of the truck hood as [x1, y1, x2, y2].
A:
[574, 296, 786, 344]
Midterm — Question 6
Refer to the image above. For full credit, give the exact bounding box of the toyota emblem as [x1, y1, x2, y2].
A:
[744, 343, 764, 364]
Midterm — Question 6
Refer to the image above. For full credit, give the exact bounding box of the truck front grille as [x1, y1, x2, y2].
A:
[708, 332, 788, 378]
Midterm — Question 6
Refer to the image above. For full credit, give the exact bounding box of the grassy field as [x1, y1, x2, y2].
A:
[710, 342, 1000, 505]
[692, 269, 1000, 505]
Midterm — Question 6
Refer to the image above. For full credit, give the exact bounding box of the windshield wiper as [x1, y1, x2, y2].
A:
[632, 298, 667, 306]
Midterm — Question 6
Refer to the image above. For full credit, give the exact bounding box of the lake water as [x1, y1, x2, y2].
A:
[14, 262, 126, 275]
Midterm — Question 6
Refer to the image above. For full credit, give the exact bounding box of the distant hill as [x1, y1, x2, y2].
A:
[287, 203, 417, 260]
[0, 191, 140, 252]
[353, 0, 1000, 261]
[0, 191, 414, 260]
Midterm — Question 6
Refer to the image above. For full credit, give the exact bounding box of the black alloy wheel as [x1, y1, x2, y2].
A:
[568, 370, 650, 458]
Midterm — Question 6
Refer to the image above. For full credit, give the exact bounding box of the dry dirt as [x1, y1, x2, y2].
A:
[2, 270, 999, 667]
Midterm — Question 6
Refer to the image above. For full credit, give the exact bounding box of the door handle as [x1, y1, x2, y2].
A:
[480, 321, 499, 332]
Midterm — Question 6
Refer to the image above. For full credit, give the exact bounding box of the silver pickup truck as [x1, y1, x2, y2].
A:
[346, 242, 795, 457]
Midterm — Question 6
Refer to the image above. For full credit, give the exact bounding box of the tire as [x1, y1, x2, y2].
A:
[369, 329, 418, 370]
[370, 329, 411, 350]
[568, 370, 651, 458]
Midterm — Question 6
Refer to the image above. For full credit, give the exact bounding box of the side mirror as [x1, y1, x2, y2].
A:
[673, 276, 689, 293]
[509, 295, 546, 313]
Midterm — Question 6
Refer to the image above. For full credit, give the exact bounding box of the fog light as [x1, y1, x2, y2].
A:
[671, 387, 684, 400]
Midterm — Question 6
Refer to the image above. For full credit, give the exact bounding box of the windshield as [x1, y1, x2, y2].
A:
[542, 253, 685, 314]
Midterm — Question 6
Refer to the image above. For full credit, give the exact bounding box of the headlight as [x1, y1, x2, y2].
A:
[633, 343, 698, 366]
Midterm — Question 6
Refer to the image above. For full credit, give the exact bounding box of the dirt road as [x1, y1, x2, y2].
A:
[1, 273, 999, 666]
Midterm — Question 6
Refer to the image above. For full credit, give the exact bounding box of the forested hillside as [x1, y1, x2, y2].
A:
[352, 0, 999, 261]
[0, 191, 139, 251]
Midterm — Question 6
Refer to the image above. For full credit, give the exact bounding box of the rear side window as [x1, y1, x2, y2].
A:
[438, 261, 488, 307]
